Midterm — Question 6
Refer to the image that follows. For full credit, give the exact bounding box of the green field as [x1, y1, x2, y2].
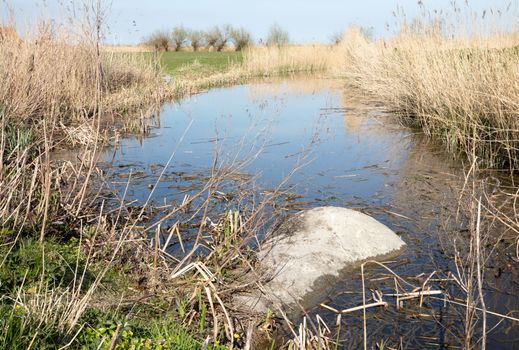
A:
[155, 51, 243, 75]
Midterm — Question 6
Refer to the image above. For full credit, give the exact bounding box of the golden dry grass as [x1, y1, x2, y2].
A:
[342, 25, 519, 169]
[243, 44, 346, 76]
[0, 34, 164, 126]
[101, 44, 152, 52]
[0, 24, 166, 232]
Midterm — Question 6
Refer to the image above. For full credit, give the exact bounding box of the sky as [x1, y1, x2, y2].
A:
[7, 0, 516, 44]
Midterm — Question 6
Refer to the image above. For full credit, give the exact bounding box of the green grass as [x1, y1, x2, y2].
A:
[77, 310, 228, 350]
[0, 237, 86, 295]
[0, 236, 230, 349]
[158, 51, 242, 73]
[0, 304, 229, 350]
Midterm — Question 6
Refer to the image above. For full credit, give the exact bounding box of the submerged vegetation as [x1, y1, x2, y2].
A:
[1, 0, 519, 348]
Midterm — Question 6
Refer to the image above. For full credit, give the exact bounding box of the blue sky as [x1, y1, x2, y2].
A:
[9, 0, 516, 44]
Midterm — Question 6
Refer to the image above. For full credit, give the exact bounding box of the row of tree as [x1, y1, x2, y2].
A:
[142, 24, 290, 52]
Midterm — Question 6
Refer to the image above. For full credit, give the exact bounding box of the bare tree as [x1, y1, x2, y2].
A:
[330, 31, 343, 45]
[230, 27, 252, 51]
[187, 29, 205, 51]
[204, 26, 220, 49]
[171, 25, 188, 51]
[205, 25, 231, 51]
[142, 30, 170, 51]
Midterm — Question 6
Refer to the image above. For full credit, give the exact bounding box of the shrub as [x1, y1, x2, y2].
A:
[171, 25, 188, 51]
[187, 29, 205, 51]
[231, 27, 252, 51]
[143, 30, 170, 51]
[266, 24, 289, 47]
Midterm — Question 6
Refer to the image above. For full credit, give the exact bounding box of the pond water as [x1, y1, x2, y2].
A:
[100, 77, 519, 349]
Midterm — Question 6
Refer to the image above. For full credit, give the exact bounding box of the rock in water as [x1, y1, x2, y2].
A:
[237, 206, 406, 312]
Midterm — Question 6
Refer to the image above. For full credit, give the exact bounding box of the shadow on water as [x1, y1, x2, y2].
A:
[98, 76, 519, 349]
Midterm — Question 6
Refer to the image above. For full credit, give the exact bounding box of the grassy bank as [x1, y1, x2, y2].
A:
[0, 20, 250, 349]
[0, 18, 297, 347]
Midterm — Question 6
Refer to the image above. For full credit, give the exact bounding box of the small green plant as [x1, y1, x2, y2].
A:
[197, 289, 207, 334]
[78, 309, 228, 350]
[0, 304, 61, 349]
[176, 296, 189, 322]
[0, 237, 86, 294]
[3, 124, 34, 161]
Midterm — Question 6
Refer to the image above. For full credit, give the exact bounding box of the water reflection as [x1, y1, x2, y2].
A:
[103, 78, 412, 210]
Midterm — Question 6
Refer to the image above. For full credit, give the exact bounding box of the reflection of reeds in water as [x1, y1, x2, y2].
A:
[246, 76, 341, 100]
[339, 89, 405, 143]
[339, 91, 378, 134]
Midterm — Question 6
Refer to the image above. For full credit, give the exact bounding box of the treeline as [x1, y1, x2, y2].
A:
[142, 24, 290, 52]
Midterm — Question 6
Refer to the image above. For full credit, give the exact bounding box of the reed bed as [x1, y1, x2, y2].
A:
[4, 3, 519, 348]
[342, 25, 519, 169]
[0, 23, 166, 230]
[0, 32, 164, 127]
[243, 44, 346, 76]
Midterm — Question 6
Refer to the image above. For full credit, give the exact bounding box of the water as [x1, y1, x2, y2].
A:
[100, 77, 519, 349]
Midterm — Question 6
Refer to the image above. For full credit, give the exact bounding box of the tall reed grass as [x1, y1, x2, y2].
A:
[0, 20, 166, 229]
[243, 44, 346, 76]
[342, 23, 519, 169]
[0, 13, 172, 349]
[0, 30, 164, 126]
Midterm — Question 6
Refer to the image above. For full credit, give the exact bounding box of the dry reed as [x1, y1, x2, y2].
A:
[243, 44, 346, 76]
[342, 23, 519, 169]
